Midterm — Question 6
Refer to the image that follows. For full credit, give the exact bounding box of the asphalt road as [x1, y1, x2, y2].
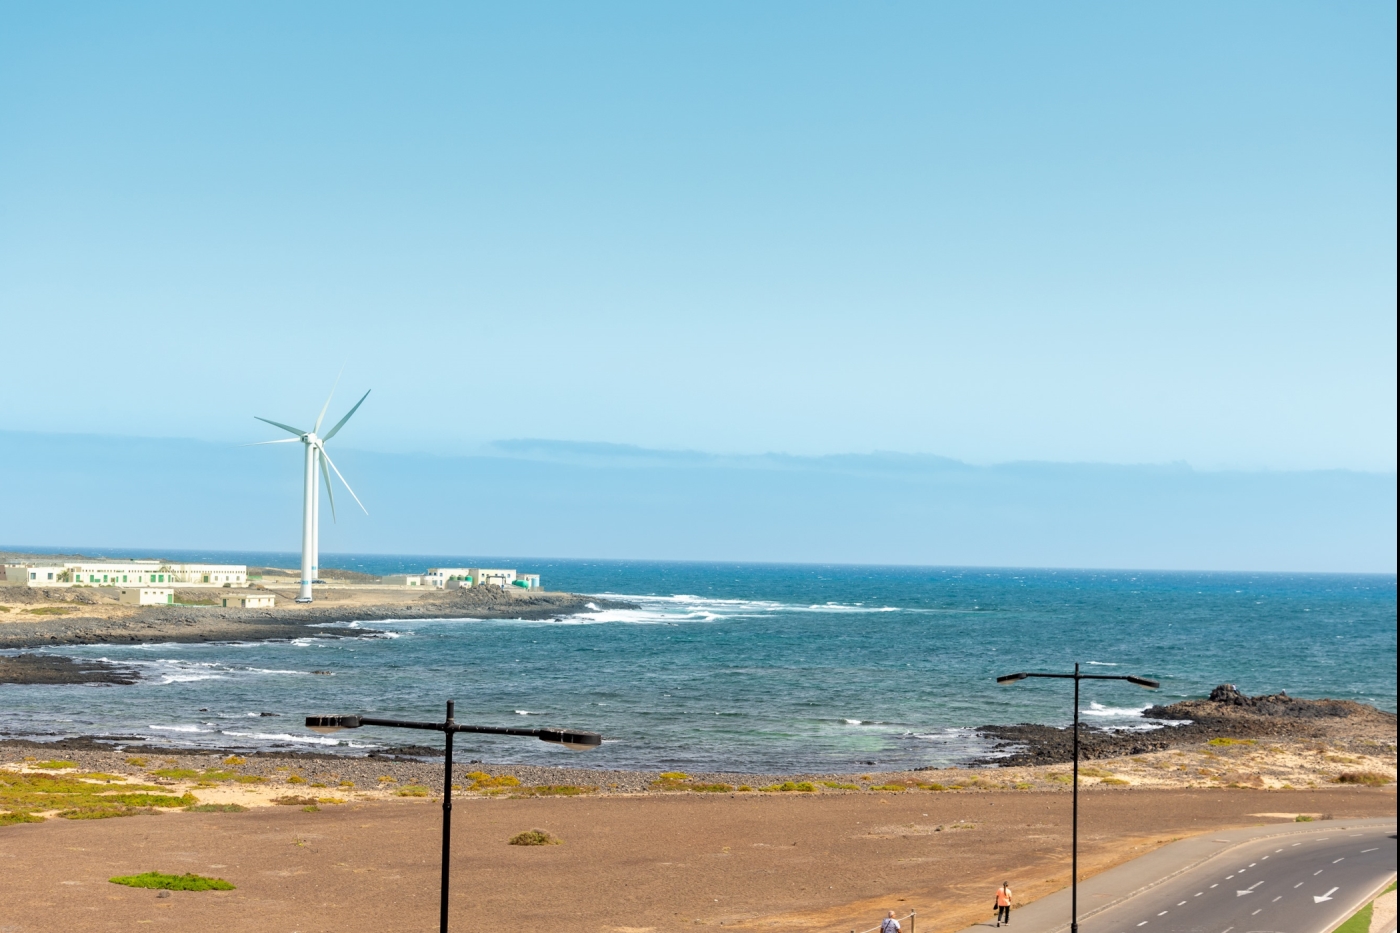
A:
[1084, 823, 1397, 933]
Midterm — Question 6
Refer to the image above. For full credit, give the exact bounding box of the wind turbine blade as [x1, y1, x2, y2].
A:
[241, 438, 303, 447]
[314, 368, 344, 433]
[255, 416, 307, 437]
[322, 389, 370, 441]
[319, 454, 337, 523]
[319, 446, 368, 515]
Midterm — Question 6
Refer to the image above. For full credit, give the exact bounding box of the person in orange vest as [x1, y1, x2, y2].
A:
[994, 881, 1013, 926]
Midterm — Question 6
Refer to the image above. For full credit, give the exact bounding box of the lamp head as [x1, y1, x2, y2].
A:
[305, 714, 361, 734]
[996, 672, 1029, 685]
[537, 728, 603, 751]
[1126, 676, 1161, 689]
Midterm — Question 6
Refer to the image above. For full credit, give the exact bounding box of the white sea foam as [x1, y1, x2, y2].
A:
[149, 724, 213, 733]
[219, 730, 373, 747]
[1082, 702, 1151, 718]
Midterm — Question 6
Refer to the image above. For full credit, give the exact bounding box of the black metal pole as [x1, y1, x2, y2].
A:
[1071, 663, 1079, 933]
[441, 699, 455, 933]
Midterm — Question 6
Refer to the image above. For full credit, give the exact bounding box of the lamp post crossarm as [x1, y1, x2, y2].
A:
[1015, 672, 1150, 682]
[357, 716, 449, 732]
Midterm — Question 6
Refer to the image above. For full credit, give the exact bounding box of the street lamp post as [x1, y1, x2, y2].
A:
[996, 663, 1158, 933]
[306, 702, 602, 933]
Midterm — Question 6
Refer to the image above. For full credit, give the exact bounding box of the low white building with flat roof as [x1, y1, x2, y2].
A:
[117, 587, 174, 606]
[425, 568, 539, 589]
[2, 561, 248, 588]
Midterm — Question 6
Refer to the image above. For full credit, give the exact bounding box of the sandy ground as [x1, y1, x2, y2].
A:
[0, 782, 1393, 933]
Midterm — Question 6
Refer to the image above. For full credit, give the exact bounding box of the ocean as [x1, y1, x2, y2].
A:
[2, 552, 1395, 773]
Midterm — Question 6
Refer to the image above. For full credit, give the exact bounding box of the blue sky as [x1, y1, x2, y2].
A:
[1, 3, 1395, 569]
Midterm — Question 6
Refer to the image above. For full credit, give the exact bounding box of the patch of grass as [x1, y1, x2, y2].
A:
[61, 805, 157, 819]
[339, 780, 355, 788]
[301, 805, 320, 812]
[515, 785, 599, 797]
[125, 757, 148, 767]
[508, 829, 561, 846]
[918, 782, 948, 791]
[109, 872, 234, 891]
[150, 768, 199, 780]
[821, 782, 861, 790]
[736, 785, 752, 792]
[185, 803, 248, 813]
[1013, 782, 1034, 790]
[32, 760, 77, 770]
[73, 773, 124, 782]
[1099, 777, 1130, 786]
[1334, 771, 1392, 786]
[286, 775, 306, 784]
[396, 785, 431, 797]
[232, 775, 266, 784]
[197, 770, 240, 782]
[1047, 774, 1072, 784]
[759, 782, 816, 793]
[869, 784, 907, 792]
[1, 770, 195, 826]
[25, 606, 76, 615]
[465, 772, 519, 789]
[271, 795, 319, 806]
[376, 775, 396, 784]
[658, 772, 689, 781]
[222, 756, 246, 766]
[1208, 737, 1256, 746]
[1078, 767, 1113, 778]
[1295, 814, 1314, 822]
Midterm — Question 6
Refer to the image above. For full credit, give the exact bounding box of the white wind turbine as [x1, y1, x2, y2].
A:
[253, 386, 370, 603]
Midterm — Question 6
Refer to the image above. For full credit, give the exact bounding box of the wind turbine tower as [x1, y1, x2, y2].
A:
[253, 387, 370, 603]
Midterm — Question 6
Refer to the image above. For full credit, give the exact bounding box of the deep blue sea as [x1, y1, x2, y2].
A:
[3, 551, 1395, 773]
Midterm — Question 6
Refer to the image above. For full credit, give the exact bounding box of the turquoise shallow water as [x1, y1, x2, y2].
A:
[2, 553, 1395, 772]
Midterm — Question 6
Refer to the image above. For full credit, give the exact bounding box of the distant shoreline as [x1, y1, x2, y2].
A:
[0, 584, 637, 650]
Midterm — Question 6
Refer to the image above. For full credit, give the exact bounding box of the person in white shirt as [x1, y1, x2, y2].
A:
[880, 910, 901, 933]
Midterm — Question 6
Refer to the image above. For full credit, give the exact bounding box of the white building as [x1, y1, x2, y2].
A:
[117, 587, 175, 606]
[381, 575, 424, 587]
[2, 561, 248, 588]
[221, 594, 275, 609]
[424, 568, 480, 589]
[424, 567, 539, 589]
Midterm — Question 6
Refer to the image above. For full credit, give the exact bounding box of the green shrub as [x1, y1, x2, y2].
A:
[185, 803, 248, 813]
[33, 761, 76, 770]
[396, 785, 431, 797]
[508, 829, 561, 846]
[759, 782, 816, 793]
[109, 872, 234, 891]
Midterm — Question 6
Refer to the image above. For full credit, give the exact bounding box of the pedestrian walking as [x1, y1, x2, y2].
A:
[993, 881, 1012, 926]
[880, 910, 902, 933]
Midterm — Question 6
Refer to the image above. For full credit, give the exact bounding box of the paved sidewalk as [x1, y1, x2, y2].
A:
[953, 817, 1397, 933]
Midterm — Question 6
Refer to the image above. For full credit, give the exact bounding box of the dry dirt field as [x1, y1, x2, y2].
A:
[0, 784, 1393, 933]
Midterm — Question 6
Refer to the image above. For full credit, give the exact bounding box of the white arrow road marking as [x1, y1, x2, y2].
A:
[1237, 881, 1265, 896]
[1314, 887, 1339, 903]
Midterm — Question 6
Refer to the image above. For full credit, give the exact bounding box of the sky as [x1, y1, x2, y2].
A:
[1, 3, 1396, 569]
